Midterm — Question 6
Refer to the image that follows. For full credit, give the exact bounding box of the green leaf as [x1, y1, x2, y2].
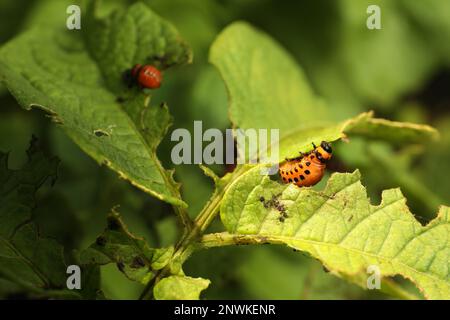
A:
[210, 22, 438, 162]
[219, 167, 450, 299]
[0, 137, 80, 299]
[279, 111, 438, 161]
[0, 1, 190, 208]
[225, 110, 438, 163]
[210, 21, 329, 131]
[81, 210, 174, 285]
[345, 115, 439, 146]
[84, 1, 191, 93]
[153, 275, 210, 300]
[23, 0, 76, 30]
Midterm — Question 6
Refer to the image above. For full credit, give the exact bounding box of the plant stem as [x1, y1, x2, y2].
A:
[139, 165, 248, 300]
[139, 165, 421, 301]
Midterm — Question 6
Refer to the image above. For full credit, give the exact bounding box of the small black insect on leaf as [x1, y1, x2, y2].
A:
[275, 202, 286, 212]
[259, 193, 289, 222]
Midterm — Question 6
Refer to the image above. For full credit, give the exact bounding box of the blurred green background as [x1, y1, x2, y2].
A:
[0, 0, 449, 299]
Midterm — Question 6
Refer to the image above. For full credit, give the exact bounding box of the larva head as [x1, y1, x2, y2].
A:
[314, 141, 332, 163]
[130, 64, 142, 77]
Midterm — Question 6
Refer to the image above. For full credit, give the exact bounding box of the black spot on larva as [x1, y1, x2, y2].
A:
[283, 177, 287, 182]
[294, 167, 298, 172]
[300, 175, 305, 180]
[310, 155, 315, 159]
[305, 170, 311, 175]
[288, 178, 293, 183]
[294, 177, 298, 182]
[299, 164, 304, 169]
[306, 162, 311, 166]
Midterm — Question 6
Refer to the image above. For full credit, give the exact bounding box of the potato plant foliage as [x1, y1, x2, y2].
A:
[0, 0, 448, 300]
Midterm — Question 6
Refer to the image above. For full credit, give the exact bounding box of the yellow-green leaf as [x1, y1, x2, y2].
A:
[219, 167, 450, 299]
[210, 22, 438, 163]
[154, 275, 210, 300]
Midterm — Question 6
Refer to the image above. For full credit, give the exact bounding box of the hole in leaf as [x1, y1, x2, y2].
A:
[94, 129, 109, 137]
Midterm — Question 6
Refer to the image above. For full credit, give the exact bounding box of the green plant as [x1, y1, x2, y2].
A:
[0, 1, 448, 300]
